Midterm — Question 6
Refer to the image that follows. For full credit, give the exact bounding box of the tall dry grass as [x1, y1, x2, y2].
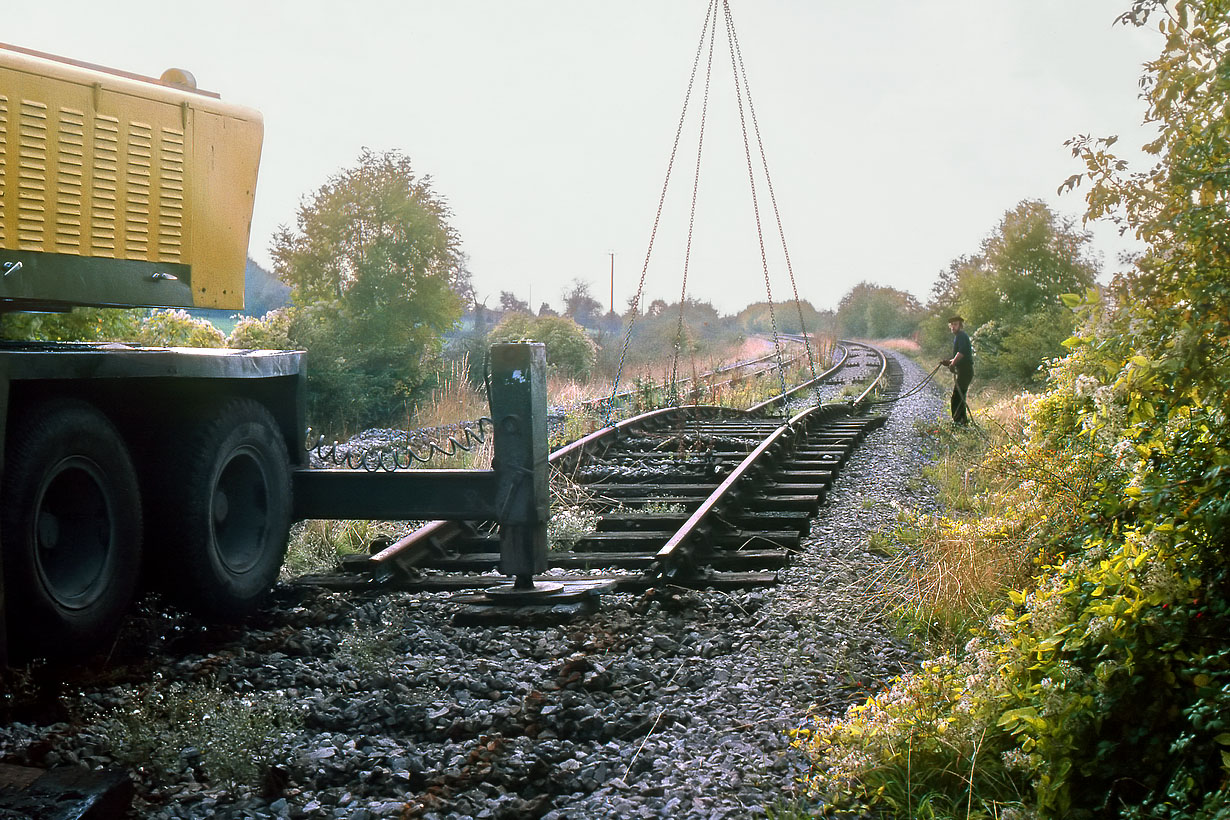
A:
[286, 334, 834, 575]
[872, 395, 1043, 647]
[409, 354, 489, 430]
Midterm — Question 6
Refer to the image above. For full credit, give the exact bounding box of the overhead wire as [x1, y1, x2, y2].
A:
[721, 0, 789, 408]
[606, 0, 717, 425]
[608, 0, 816, 424]
[724, 1, 817, 385]
[670, 2, 719, 406]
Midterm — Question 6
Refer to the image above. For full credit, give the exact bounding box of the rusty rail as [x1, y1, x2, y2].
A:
[305, 342, 890, 591]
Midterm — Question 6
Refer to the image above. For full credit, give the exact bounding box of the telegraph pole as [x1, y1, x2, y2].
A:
[608, 251, 615, 314]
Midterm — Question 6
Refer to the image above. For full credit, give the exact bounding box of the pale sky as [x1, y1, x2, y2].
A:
[5, 1, 1160, 315]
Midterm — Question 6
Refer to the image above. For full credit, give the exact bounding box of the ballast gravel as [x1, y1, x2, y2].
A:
[0, 352, 948, 820]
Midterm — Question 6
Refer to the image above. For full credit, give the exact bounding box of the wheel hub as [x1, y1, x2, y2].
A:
[35, 458, 111, 608]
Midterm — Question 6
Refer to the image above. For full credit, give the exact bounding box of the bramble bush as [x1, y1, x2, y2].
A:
[792, 3, 1230, 817]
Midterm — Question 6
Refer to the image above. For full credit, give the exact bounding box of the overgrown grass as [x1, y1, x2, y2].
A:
[282, 519, 405, 580]
[866, 396, 1056, 648]
[787, 393, 1049, 816]
[98, 680, 302, 789]
[409, 354, 489, 431]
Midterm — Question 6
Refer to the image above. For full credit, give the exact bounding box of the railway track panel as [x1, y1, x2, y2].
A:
[302, 342, 895, 618]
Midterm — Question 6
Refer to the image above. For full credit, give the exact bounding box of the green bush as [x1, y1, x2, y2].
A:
[488, 313, 597, 379]
[137, 309, 226, 348]
[1, 307, 229, 347]
[227, 308, 294, 350]
[971, 308, 1074, 384]
[0, 307, 142, 342]
[794, 3, 1230, 817]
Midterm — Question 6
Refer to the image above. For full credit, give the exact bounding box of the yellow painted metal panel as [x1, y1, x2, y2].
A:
[0, 94, 6, 246]
[0, 44, 263, 310]
[189, 109, 261, 308]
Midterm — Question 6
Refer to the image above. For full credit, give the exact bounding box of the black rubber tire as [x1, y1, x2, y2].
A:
[1, 400, 143, 659]
[151, 398, 291, 620]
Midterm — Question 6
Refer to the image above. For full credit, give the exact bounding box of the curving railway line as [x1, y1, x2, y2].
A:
[301, 341, 901, 619]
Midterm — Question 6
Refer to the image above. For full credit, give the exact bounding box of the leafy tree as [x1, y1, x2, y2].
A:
[498, 291, 531, 315]
[736, 300, 833, 337]
[561, 279, 603, 328]
[487, 313, 597, 379]
[835, 282, 922, 339]
[924, 200, 1099, 384]
[271, 149, 465, 433]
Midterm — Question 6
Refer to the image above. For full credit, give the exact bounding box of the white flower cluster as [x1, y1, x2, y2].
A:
[1028, 590, 1072, 637]
[1073, 374, 1101, 399]
[998, 803, 1039, 820]
[1083, 615, 1114, 643]
[963, 637, 1000, 679]
[1038, 662, 1089, 721]
[546, 506, 598, 550]
[1001, 747, 1031, 773]
[1140, 554, 1190, 603]
[1110, 437, 1136, 465]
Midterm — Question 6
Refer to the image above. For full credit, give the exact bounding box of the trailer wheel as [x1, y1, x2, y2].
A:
[1, 400, 143, 659]
[156, 399, 291, 619]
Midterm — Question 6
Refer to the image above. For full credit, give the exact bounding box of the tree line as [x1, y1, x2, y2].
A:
[834, 198, 1100, 385]
[2, 147, 1102, 435]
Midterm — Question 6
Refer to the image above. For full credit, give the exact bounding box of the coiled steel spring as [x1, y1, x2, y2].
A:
[305, 418, 495, 471]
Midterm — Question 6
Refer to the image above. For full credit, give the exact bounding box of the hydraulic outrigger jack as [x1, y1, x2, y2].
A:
[455, 342, 614, 625]
[292, 342, 611, 624]
[488, 342, 550, 586]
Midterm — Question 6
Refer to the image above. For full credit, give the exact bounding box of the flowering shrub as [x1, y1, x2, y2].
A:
[227, 308, 293, 350]
[793, 3, 1230, 816]
[137, 308, 226, 348]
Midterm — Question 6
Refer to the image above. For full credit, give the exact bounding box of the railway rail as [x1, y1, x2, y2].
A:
[574, 335, 819, 419]
[299, 340, 900, 618]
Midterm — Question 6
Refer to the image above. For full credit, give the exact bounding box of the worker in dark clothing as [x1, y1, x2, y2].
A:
[940, 316, 973, 425]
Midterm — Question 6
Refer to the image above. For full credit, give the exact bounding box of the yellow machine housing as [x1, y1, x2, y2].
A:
[0, 43, 263, 311]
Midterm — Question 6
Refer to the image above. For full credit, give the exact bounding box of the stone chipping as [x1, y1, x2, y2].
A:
[0, 352, 949, 820]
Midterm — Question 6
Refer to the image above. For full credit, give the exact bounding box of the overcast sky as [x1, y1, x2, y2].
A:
[6, 1, 1160, 315]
